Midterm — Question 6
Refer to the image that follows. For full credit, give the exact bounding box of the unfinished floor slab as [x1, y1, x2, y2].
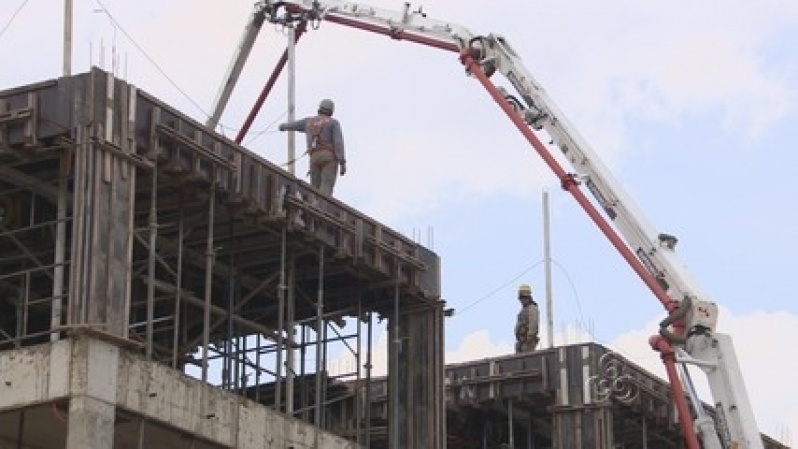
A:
[0, 333, 355, 449]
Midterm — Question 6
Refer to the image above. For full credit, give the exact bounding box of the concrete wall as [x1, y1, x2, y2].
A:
[0, 334, 356, 449]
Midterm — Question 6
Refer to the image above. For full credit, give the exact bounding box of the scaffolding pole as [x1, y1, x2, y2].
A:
[171, 199, 185, 369]
[543, 189, 554, 349]
[365, 310, 373, 448]
[276, 227, 287, 410]
[286, 255, 297, 414]
[315, 245, 326, 427]
[145, 163, 158, 359]
[201, 188, 216, 384]
[391, 281, 400, 449]
[50, 154, 68, 341]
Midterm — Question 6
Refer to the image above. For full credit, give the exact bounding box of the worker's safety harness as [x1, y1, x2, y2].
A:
[306, 116, 337, 170]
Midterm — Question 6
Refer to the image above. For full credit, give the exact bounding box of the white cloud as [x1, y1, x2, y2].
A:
[609, 308, 798, 445]
[445, 330, 512, 364]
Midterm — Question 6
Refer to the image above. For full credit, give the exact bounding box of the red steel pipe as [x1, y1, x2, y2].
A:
[282, 5, 460, 53]
[651, 336, 701, 449]
[460, 52, 677, 313]
[462, 53, 696, 443]
[235, 21, 307, 144]
[323, 14, 459, 53]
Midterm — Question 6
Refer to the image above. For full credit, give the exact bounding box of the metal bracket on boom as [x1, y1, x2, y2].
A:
[496, 87, 547, 130]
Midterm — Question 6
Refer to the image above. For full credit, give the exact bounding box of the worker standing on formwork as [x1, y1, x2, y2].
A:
[515, 284, 540, 353]
[278, 99, 347, 196]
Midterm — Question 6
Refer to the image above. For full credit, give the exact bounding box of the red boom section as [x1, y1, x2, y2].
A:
[284, 4, 460, 52]
[243, 11, 700, 446]
[459, 52, 696, 447]
[460, 53, 678, 313]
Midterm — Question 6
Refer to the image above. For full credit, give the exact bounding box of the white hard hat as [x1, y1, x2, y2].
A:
[318, 98, 335, 115]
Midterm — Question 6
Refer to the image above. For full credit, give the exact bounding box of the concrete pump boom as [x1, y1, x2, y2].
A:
[210, 1, 765, 447]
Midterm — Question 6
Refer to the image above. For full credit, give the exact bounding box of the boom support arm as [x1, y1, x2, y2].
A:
[220, 1, 765, 447]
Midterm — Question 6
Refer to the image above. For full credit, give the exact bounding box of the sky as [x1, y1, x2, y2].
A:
[2, 0, 798, 444]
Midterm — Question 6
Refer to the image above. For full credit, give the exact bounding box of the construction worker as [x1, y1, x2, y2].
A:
[278, 99, 346, 196]
[514, 284, 540, 353]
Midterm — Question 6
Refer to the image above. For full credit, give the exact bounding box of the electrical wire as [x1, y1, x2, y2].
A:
[0, 0, 30, 41]
[93, 0, 214, 124]
[92, 2, 302, 167]
[455, 255, 602, 348]
[550, 257, 588, 337]
[243, 109, 289, 147]
[456, 259, 545, 315]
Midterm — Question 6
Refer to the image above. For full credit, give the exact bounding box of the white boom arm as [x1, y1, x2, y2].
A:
[221, 1, 765, 447]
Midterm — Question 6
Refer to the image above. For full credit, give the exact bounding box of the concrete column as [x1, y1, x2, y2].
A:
[552, 406, 613, 448]
[68, 70, 136, 338]
[394, 301, 446, 449]
[66, 336, 120, 449]
[66, 395, 115, 449]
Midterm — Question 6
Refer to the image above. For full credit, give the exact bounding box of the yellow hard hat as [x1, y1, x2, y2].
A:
[518, 284, 532, 296]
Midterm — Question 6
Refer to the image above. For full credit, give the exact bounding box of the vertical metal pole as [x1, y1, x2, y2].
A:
[15, 282, 22, 343]
[201, 189, 216, 384]
[275, 227, 287, 411]
[137, 417, 145, 449]
[145, 166, 157, 359]
[364, 310, 373, 448]
[543, 190, 554, 348]
[286, 255, 296, 414]
[63, 0, 73, 77]
[528, 421, 534, 449]
[238, 319, 245, 394]
[22, 273, 30, 337]
[314, 246, 325, 427]
[255, 332, 262, 403]
[226, 218, 236, 390]
[508, 399, 515, 449]
[390, 282, 400, 449]
[68, 129, 82, 327]
[80, 126, 95, 324]
[171, 200, 185, 368]
[321, 311, 329, 425]
[286, 23, 297, 175]
[355, 296, 363, 445]
[15, 409, 24, 449]
[50, 155, 68, 341]
[300, 324, 308, 418]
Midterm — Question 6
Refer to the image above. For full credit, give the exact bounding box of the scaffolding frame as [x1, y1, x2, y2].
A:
[0, 69, 444, 449]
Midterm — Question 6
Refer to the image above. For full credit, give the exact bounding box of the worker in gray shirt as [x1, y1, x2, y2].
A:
[278, 99, 346, 196]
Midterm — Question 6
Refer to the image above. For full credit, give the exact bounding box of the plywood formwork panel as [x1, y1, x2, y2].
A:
[355, 343, 789, 448]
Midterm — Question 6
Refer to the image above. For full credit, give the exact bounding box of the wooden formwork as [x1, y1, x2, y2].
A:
[357, 342, 788, 449]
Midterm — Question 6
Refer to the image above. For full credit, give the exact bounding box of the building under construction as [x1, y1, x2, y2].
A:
[0, 70, 789, 449]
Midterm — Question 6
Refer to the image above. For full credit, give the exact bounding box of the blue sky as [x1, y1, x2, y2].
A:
[2, 0, 798, 443]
